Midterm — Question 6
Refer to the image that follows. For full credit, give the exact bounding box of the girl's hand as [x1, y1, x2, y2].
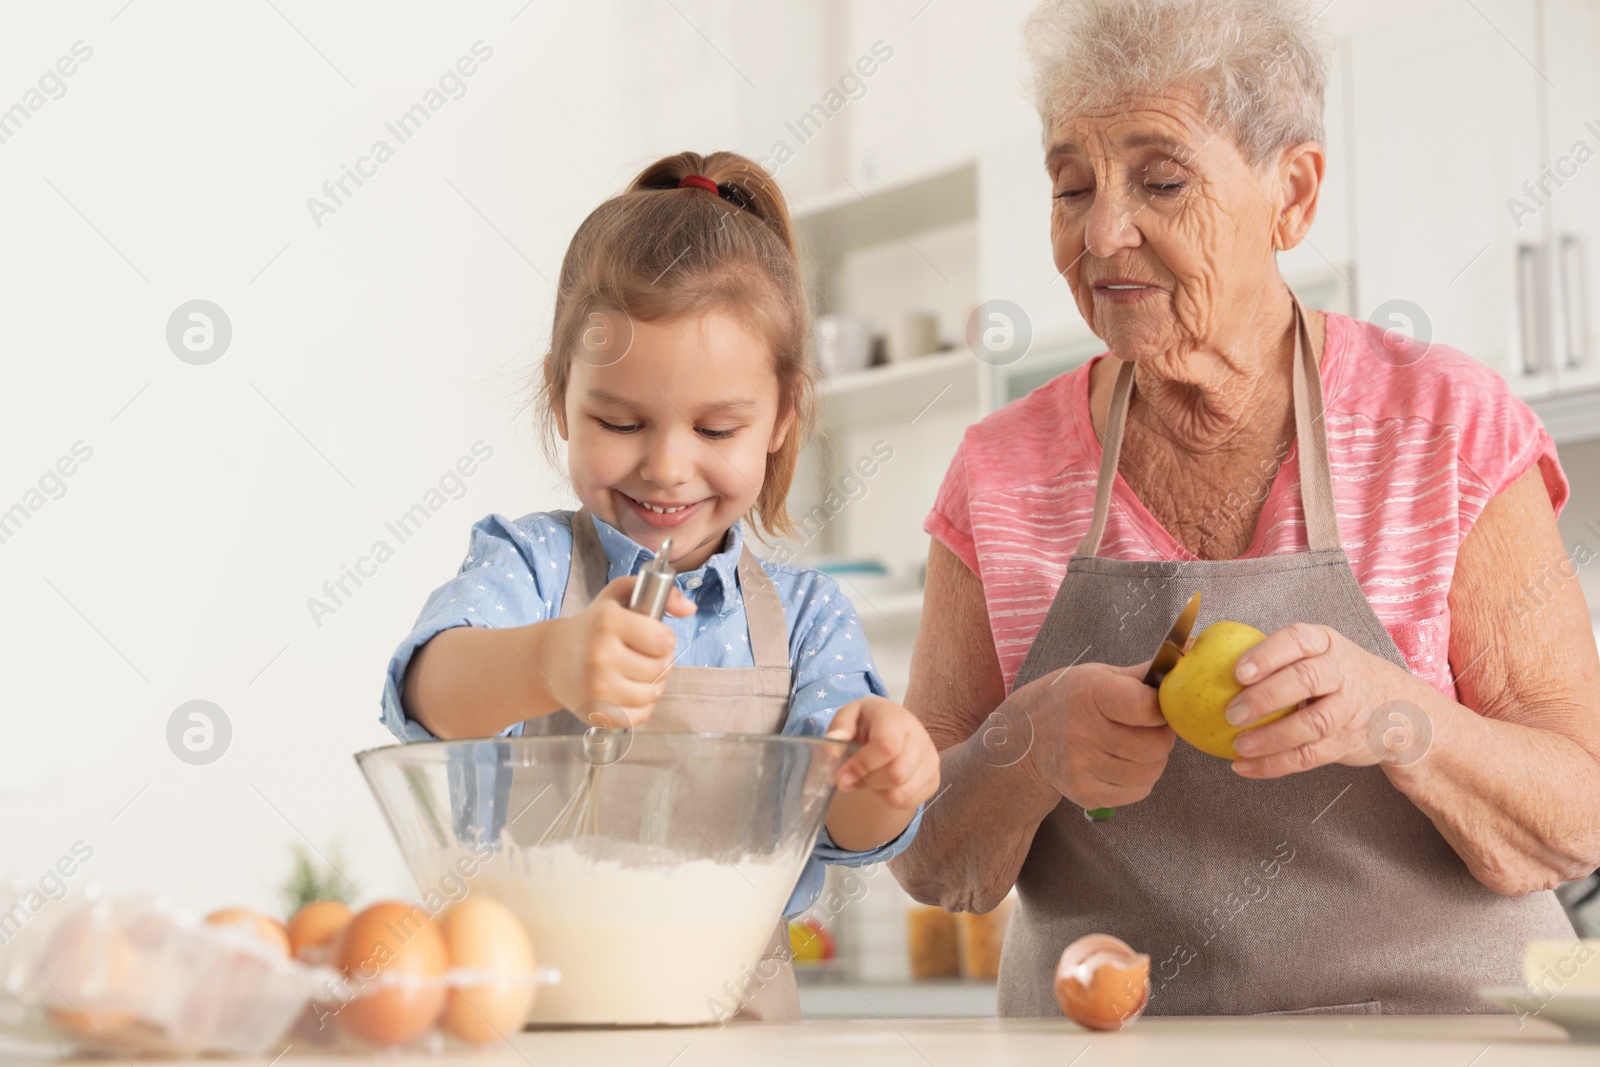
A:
[1224, 622, 1429, 777]
[542, 576, 696, 727]
[825, 697, 941, 810]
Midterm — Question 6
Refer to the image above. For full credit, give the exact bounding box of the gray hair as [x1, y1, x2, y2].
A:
[1024, 0, 1331, 168]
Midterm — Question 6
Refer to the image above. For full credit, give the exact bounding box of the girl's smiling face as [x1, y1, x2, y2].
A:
[559, 311, 793, 571]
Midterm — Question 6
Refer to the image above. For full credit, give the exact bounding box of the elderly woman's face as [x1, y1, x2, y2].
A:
[1047, 88, 1280, 362]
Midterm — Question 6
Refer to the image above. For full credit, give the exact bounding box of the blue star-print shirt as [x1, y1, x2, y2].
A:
[379, 509, 924, 919]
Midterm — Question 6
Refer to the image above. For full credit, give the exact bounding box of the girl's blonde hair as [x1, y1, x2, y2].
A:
[540, 150, 814, 540]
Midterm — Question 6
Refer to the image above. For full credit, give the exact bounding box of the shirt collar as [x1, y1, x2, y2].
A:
[585, 511, 745, 607]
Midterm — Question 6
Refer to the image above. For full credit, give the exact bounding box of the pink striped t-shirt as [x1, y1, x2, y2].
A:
[925, 311, 1569, 702]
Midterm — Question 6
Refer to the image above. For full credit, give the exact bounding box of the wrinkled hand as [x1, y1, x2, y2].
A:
[542, 575, 696, 727]
[1226, 622, 1422, 777]
[825, 697, 940, 810]
[1010, 660, 1175, 811]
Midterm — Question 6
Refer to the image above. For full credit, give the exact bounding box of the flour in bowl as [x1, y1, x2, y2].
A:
[473, 838, 805, 1025]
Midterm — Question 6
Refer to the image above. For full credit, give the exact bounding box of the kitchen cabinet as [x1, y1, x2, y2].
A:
[792, 159, 978, 329]
[789, 159, 982, 590]
[1540, 0, 1600, 393]
[1348, 0, 1600, 399]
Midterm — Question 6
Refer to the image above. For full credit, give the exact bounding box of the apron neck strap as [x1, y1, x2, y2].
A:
[563, 507, 612, 612]
[1290, 295, 1341, 552]
[562, 508, 790, 670]
[1080, 291, 1340, 556]
[734, 548, 791, 671]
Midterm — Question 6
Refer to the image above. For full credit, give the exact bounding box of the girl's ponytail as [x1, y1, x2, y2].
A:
[628, 151, 799, 258]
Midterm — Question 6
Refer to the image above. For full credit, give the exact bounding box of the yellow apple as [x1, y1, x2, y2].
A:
[1157, 621, 1294, 759]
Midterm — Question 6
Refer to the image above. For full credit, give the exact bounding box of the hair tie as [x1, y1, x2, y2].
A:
[678, 174, 720, 196]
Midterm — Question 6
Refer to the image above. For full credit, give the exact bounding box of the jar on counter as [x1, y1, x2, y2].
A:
[955, 895, 1015, 980]
[906, 905, 959, 979]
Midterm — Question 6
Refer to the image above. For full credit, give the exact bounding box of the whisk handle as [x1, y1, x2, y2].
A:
[628, 538, 677, 621]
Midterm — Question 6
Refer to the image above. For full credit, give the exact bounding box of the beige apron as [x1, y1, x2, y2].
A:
[1001, 295, 1576, 1016]
[518, 508, 801, 1021]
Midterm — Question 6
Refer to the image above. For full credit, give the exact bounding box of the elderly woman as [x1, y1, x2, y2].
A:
[890, 0, 1600, 1017]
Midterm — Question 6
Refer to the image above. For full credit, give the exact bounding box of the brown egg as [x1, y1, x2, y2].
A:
[335, 902, 448, 1046]
[46, 1007, 138, 1038]
[436, 898, 537, 1044]
[46, 1006, 152, 1054]
[287, 900, 353, 961]
[39, 905, 138, 1000]
[39, 906, 143, 1045]
[1054, 933, 1151, 1030]
[204, 908, 291, 956]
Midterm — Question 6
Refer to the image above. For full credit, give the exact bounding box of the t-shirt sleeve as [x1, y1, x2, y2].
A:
[1525, 426, 1568, 518]
[378, 513, 568, 742]
[923, 437, 980, 575]
[1454, 368, 1571, 535]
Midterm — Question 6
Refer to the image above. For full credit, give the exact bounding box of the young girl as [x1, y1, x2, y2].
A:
[379, 151, 939, 1021]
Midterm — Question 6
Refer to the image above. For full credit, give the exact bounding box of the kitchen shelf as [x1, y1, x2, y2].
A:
[794, 160, 978, 262]
[819, 350, 979, 425]
[787, 156, 983, 598]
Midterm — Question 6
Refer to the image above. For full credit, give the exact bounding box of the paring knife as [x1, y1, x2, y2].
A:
[1083, 589, 1202, 822]
[1141, 589, 1202, 689]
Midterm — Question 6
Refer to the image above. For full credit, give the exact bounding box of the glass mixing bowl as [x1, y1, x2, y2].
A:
[356, 732, 853, 1027]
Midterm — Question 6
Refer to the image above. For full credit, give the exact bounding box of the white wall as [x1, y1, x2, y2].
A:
[0, 0, 841, 916]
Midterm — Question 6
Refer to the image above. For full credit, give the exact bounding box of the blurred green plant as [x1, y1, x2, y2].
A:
[279, 841, 356, 914]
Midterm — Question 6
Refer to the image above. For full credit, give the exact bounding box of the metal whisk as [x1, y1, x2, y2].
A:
[538, 538, 676, 844]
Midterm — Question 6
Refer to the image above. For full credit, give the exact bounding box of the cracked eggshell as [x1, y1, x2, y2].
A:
[1054, 933, 1151, 1030]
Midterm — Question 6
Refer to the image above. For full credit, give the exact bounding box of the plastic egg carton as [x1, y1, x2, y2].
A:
[0, 889, 555, 1057]
[0, 890, 323, 1056]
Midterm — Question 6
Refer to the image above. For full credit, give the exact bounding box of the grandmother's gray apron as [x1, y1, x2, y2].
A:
[1001, 295, 1575, 1016]
[518, 509, 801, 1022]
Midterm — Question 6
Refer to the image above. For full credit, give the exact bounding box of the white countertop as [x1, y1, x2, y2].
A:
[1, 1015, 1589, 1065]
[798, 978, 998, 1017]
